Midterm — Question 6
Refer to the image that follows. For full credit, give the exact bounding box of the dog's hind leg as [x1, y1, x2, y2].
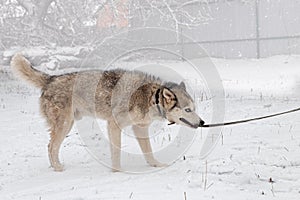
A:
[132, 125, 167, 168]
[49, 118, 74, 171]
[48, 116, 74, 172]
[44, 102, 74, 172]
[107, 120, 122, 172]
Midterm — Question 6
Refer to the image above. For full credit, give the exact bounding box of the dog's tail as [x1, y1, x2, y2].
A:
[10, 53, 50, 88]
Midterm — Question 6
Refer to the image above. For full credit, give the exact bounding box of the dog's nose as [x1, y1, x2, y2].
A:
[199, 120, 205, 127]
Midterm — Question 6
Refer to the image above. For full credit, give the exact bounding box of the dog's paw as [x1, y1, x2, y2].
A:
[111, 168, 121, 173]
[53, 164, 64, 172]
[111, 165, 121, 172]
[148, 160, 168, 168]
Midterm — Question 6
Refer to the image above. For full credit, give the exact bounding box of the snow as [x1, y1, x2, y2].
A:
[1, 55, 300, 199]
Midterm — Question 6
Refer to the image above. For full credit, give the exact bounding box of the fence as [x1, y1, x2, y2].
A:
[132, 0, 300, 59]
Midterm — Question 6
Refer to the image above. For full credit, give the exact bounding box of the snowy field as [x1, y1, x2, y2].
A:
[1, 55, 300, 200]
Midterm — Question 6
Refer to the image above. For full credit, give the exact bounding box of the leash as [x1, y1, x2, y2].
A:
[199, 107, 300, 128]
[155, 86, 300, 128]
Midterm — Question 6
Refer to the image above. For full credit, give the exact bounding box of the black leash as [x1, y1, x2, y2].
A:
[199, 107, 300, 128]
[155, 86, 300, 128]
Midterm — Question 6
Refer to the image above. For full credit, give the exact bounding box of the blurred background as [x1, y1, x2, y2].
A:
[1, 0, 300, 67]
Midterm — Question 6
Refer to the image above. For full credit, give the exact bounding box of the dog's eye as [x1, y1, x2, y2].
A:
[185, 108, 192, 112]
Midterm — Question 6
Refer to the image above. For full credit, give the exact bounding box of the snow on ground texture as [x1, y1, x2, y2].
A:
[0, 55, 300, 200]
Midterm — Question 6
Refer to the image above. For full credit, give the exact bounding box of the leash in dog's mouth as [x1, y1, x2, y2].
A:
[179, 117, 199, 129]
[198, 107, 300, 128]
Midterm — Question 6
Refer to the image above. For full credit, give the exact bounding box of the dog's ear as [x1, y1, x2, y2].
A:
[179, 81, 186, 90]
[162, 88, 175, 104]
[162, 88, 177, 110]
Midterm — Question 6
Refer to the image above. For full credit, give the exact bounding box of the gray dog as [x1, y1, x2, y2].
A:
[11, 53, 205, 172]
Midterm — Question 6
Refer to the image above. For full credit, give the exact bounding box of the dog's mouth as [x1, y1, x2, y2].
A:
[168, 121, 176, 125]
[179, 118, 199, 129]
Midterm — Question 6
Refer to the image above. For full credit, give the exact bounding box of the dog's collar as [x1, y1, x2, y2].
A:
[154, 87, 177, 126]
[155, 88, 166, 119]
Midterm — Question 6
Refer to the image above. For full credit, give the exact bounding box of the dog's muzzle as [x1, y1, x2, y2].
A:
[179, 118, 205, 129]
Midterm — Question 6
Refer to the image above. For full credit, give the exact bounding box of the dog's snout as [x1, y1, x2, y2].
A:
[199, 120, 205, 127]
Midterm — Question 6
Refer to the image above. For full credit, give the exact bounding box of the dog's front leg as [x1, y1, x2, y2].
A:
[132, 125, 167, 168]
[107, 120, 121, 172]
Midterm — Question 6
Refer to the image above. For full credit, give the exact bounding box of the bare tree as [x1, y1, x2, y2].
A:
[16, 0, 54, 29]
[95, 0, 212, 35]
[0, 0, 213, 49]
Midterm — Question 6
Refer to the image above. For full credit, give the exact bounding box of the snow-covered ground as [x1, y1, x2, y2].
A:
[1, 55, 300, 200]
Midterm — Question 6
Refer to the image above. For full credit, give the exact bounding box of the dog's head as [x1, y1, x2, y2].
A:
[158, 82, 205, 129]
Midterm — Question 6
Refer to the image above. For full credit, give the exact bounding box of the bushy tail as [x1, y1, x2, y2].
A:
[10, 53, 50, 88]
